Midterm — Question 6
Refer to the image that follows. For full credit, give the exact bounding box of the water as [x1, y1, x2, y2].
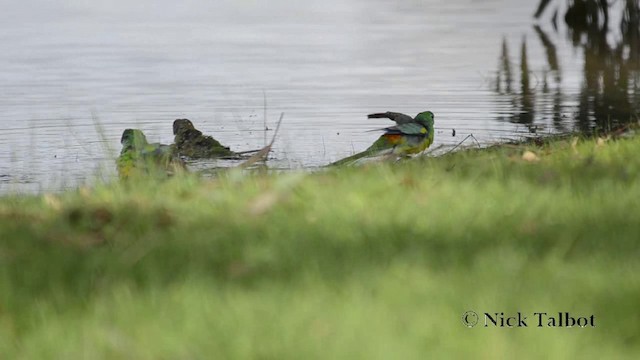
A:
[1, 0, 638, 192]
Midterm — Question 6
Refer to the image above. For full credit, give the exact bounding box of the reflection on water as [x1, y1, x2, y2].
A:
[0, 0, 638, 193]
[498, 0, 640, 133]
[569, 0, 640, 132]
[495, 38, 536, 129]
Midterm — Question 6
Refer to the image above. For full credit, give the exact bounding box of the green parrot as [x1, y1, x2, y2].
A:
[172, 119, 236, 158]
[331, 111, 435, 166]
[117, 129, 186, 179]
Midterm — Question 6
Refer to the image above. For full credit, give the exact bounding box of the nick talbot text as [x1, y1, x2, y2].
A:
[483, 312, 595, 328]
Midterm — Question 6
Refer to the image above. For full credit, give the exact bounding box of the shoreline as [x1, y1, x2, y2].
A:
[1, 131, 639, 357]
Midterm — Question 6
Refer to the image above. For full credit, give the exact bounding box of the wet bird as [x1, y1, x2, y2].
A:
[331, 111, 435, 166]
[172, 119, 235, 158]
[117, 129, 185, 179]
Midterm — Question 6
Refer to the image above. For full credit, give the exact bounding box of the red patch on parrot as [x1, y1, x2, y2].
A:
[383, 134, 403, 144]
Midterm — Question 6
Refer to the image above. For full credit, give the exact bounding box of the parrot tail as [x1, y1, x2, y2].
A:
[328, 150, 373, 166]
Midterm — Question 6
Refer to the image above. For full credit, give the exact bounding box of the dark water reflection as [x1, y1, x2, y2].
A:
[0, 0, 638, 193]
[498, 0, 640, 134]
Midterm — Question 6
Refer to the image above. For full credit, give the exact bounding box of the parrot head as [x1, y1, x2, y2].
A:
[120, 129, 149, 151]
[415, 111, 435, 133]
[415, 111, 435, 144]
[173, 119, 196, 135]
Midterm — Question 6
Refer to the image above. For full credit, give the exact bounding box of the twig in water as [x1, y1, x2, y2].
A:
[445, 134, 481, 154]
[235, 148, 263, 155]
[237, 112, 284, 169]
[263, 90, 268, 147]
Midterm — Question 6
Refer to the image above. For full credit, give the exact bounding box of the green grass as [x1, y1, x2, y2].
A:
[1, 134, 640, 358]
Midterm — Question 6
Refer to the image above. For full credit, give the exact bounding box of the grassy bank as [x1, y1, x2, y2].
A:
[1, 134, 640, 358]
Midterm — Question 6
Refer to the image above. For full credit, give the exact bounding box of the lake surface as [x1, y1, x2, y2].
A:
[1, 0, 638, 192]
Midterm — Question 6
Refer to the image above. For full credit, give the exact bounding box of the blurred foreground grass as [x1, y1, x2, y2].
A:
[1, 134, 640, 358]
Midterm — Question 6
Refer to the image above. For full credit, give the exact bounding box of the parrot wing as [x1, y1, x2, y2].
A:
[367, 112, 414, 124]
[367, 123, 427, 135]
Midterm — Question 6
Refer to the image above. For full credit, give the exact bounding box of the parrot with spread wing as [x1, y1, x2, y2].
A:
[331, 111, 435, 166]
